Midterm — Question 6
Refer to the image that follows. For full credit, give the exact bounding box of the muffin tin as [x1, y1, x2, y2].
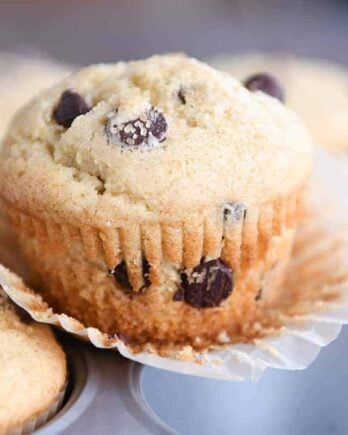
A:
[37, 337, 174, 435]
[35, 327, 348, 435]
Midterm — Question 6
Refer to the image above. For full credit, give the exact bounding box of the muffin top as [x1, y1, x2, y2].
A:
[0, 291, 67, 432]
[0, 52, 71, 137]
[0, 54, 312, 224]
[211, 52, 348, 153]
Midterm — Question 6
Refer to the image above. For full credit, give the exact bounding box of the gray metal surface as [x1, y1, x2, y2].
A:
[23, 300, 346, 435]
[34, 327, 348, 435]
[37, 338, 173, 435]
[142, 327, 348, 435]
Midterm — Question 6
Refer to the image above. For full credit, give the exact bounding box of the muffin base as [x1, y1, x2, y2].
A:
[2, 189, 303, 347]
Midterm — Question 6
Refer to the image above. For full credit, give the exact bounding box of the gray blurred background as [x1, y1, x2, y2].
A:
[0, 0, 347, 65]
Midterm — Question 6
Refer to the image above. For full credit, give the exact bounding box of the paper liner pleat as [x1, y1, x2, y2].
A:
[222, 217, 243, 271]
[80, 227, 102, 262]
[257, 202, 274, 259]
[203, 210, 223, 260]
[240, 208, 259, 269]
[119, 223, 143, 290]
[182, 219, 204, 268]
[142, 223, 163, 286]
[99, 227, 121, 269]
[2, 189, 301, 291]
[160, 223, 183, 266]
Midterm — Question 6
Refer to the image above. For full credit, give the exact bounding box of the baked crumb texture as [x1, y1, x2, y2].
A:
[0, 292, 67, 432]
[0, 54, 312, 346]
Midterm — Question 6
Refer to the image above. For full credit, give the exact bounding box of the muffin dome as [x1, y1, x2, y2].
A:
[0, 54, 312, 223]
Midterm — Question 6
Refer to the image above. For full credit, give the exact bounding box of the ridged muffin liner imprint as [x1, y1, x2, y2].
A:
[1, 149, 348, 381]
[5, 380, 67, 435]
[0, 186, 304, 345]
[3, 188, 301, 288]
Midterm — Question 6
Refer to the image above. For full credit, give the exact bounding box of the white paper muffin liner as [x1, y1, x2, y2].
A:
[1, 148, 348, 382]
[5, 381, 67, 435]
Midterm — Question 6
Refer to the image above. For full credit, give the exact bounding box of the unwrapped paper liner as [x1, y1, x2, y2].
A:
[2, 149, 348, 382]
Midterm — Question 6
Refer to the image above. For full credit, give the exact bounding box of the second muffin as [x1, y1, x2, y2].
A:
[0, 290, 67, 433]
[0, 55, 312, 347]
[210, 52, 348, 154]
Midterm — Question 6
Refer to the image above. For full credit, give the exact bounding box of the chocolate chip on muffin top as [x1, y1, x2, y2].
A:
[211, 52, 348, 153]
[243, 72, 285, 102]
[106, 106, 167, 148]
[53, 90, 91, 127]
[0, 54, 312, 225]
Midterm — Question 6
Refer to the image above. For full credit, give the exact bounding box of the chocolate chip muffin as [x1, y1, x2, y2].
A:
[0, 54, 312, 347]
[0, 290, 67, 433]
[210, 52, 348, 153]
[0, 52, 72, 137]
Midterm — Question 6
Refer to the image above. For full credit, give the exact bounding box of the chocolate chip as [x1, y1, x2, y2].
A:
[106, 107, 167, 148]
[53, 90, 91, 128]
[142, 258, 151, 288]
[223, 202, 247, 223]
[13, 304, 32, 324]
[255, 288, 263, 301]
[176, 259, 233, 308]
[243, 73, 284, 102]
[111, 258, 151, 291]
[178, 88, 186, 104]
[111, 261, 132, 290]
[173, 286, 184, 301]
